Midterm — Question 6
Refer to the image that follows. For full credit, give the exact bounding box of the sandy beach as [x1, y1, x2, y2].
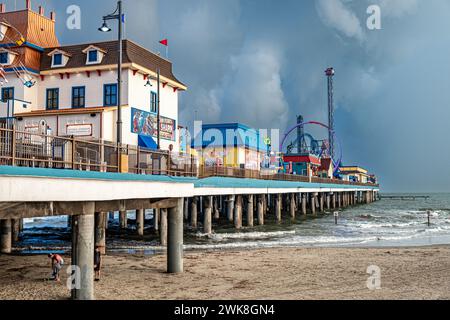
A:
[0, 246, 449, 300]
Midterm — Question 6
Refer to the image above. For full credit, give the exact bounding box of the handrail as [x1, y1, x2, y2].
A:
[0, 125, 378, 187]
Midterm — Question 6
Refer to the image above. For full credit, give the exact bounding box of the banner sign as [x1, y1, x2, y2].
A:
[131, 108, 176, 141]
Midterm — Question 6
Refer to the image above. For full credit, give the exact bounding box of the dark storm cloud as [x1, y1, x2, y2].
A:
[3, 0, 448, 192]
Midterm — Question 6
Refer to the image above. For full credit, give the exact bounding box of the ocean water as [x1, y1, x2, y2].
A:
[16, 194, 450, 254]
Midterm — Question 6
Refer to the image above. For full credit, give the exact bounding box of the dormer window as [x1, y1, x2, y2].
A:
[53, 53, 62, 66]
[88, 50, 98, 63]
[0, 49, 18, 66]
[0, 22, 10, 42]
[0, 52, 8, 64]
[48, 49, 71, 68]
[83, 45, 106, 65]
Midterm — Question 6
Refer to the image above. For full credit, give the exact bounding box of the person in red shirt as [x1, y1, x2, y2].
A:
[48, 253, 64, 282]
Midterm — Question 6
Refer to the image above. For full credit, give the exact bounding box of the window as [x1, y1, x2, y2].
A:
[72, 86, 86, 108]
[0, 52, 8, 64]
[150, 91, 157, 113]
[46, 88, 59, 110]
[1, 87, 14, 102]
[104, 84, 117, 106]
[88, 50, 98, 63]
[53, 53, 62, 66]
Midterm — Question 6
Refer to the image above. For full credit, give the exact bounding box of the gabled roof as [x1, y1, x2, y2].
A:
[47, 48, 72, 57]
[40, 39, 186, 88]
[82, 45, 107, 54]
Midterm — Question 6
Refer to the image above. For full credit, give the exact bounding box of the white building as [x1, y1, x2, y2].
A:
[0, 1, 187, 152]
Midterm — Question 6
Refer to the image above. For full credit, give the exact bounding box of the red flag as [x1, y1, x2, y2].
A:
[159, 39, 168, 46]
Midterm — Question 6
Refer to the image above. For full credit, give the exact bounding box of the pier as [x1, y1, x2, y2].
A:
[0, 127, 379, 300]
[380, 195, 430, 200]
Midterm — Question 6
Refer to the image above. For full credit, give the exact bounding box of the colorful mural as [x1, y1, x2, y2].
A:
[131, 108, 176, 141]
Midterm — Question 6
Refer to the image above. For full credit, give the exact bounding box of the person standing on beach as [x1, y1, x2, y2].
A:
[48, 253, 64, 282]
[94, 247, 102, 281]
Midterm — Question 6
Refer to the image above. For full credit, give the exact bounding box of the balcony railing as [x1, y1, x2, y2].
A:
[0, 123, 378, 187]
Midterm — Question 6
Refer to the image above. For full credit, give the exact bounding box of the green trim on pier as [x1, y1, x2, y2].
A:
[0, 166, 378, 190]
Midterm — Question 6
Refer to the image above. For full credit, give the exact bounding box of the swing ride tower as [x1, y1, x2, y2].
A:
[0, 0, 59, 117]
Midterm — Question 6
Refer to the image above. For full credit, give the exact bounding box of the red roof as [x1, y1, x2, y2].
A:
[283, 155, 321, 166]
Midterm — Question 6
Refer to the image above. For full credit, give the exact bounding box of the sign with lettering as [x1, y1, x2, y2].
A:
[66, 124, 93, 137]
[131, 108, 176, 141]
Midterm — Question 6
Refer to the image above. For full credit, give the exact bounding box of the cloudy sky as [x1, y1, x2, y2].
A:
[4, 0, 449, 192]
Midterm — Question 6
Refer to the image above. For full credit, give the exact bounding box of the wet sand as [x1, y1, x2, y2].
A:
[0, 246, 449, 300]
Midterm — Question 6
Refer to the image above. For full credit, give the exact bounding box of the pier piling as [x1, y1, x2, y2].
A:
[94, 212, 106, 255]
[119, 211, 127, 230]
[136, 209, 145, 236]
[234, 195, 243, 229]
[71, 206, 95, 300]
[227, 195, 235, 223]
[290, 194, 296, 220]
[275, 194, 282, 222]
[153, 209, 160, 231]
[247, 195, 254, 227]
[203, 196, 213, 234]
[167, 198, 184, 273]
[0, 219, 12, 254]
[257, 195, 264, 225]
[12, 219, 20, 243]
[190, 197, 198, 229]
[160, 208, 168, 246]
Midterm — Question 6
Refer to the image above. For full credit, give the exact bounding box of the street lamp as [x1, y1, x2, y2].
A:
[99, 0, 123, 145]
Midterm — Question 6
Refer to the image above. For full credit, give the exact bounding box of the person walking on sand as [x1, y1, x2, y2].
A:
[94, 247, 102, 281]
[48, 253, 64, 282]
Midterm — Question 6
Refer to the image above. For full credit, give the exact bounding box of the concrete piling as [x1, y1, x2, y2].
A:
[247, 195, 254, 227]
[160, 208, 168, 246]
[234, 195, 243, 229]
[184, 198, 189, 221]
[290, 194, 296, 220]
[94, 212, 106, 255]
[214, 197, 220, 220]
[12, 219, 20, 243]
[167, 198, 184, 274]
[319, 194, 324, 212]
[203, 196, 213, 234]
[0, 219, 12, 254]
[190, 197, 198, 229]
[257, 195, 264, 225]
[227, 195, 235, 223]
[119, 210, 127, 230]
[71, 208, 95, 300]
[275, 194, 282, 222]
[136, 209, 145, 236]
[311, 193, 316, 215]
[302, 194, 307, 215]
[326, 193, 331, 210]
[153, 209, 160, 231]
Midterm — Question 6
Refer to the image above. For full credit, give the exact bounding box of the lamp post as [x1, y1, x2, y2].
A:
[99, 0, 123, 145]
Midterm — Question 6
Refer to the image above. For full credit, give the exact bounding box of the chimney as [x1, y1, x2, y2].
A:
[0, 4, 5, 13]
[50, 11, 55, 21]
[38, 6, 44, 15]
[26, 0, 31, 10]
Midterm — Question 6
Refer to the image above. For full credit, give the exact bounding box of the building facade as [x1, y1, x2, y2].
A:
[193, 123, 265, 170]
[0, 1, 186, 151]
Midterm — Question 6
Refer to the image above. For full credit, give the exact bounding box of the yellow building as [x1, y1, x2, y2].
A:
[192, 123, 265, 170]
[339, 166, 370, 183]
